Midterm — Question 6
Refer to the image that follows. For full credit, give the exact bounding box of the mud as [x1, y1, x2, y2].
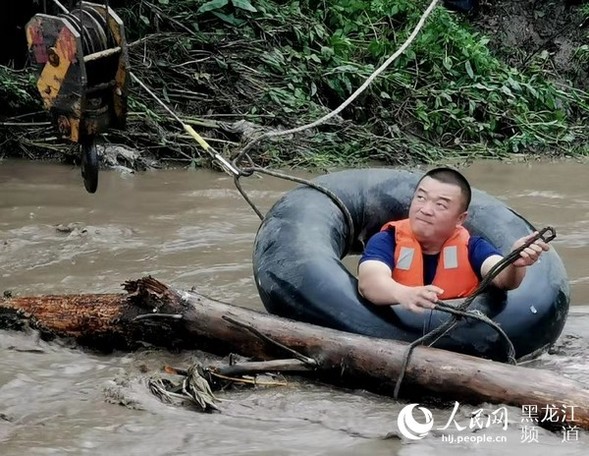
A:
[474, 0, 588, 89]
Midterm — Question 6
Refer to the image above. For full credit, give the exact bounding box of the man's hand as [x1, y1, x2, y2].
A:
[397, 284, 444, 313]
[482, 231, 551, 290]
[511, 232, 550, 268]
[357, 261, 444, 312]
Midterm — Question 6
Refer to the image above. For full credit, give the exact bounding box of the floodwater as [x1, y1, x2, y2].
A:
[0, 158, 588, 455]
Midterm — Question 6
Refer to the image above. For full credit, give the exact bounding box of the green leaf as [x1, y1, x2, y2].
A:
[506, 77, 522, 92]
[562, 133, 576, 142]
[231, 0, 257, 12]
[308, 54, 321, 64]
[440, 92, 452, 102]
[465, 61, 474, 79]
[330, 64, 359, 74]
[212, 11, 245, 26]
[500, 86, 513, 97]
[198, 0, 229, 14]
[320, 46, 334, 59]
[158, 0, 169, 4]
[525, 84, 539, 99]
[469, 100, 476, 115]
[442, 56, 452, 71]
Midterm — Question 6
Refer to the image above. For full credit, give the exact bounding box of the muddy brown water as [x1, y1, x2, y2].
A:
[0, 158, 588, 455]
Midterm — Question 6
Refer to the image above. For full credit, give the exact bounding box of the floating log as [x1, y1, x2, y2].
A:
[1, 276, 588, 430]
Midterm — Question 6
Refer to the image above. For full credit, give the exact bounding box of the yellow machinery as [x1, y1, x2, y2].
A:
[26, 2, 129, 193]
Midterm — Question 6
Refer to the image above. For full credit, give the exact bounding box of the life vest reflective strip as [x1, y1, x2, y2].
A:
[380, 219, 479, 299]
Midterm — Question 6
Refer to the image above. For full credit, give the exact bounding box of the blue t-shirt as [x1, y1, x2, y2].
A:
[359, 228, 501, 283]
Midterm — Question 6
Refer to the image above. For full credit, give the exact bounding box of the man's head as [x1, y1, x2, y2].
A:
[408, 167, 471, 249]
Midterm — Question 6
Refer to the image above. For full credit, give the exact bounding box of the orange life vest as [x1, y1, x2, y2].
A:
[380, 219, 479, 299]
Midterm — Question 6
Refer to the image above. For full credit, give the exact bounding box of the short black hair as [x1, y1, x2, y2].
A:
[417, 167, 471, 211]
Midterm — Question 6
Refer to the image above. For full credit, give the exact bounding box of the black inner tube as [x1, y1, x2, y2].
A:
[253, 168, 570, 361]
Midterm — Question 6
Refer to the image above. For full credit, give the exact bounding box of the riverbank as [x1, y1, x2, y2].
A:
[1, 0, 588, 170]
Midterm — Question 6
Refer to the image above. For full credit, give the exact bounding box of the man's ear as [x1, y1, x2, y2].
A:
[456, 211, 468, 226]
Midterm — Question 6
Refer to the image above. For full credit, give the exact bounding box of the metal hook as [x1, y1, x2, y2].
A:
[538, 226, 557, 243]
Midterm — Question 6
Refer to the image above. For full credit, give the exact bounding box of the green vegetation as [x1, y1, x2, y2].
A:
[2, 0, 589, 166]
[0, 65, 38, 113]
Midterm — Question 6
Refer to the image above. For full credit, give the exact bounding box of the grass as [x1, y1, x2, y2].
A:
[2, 0, 588, 167]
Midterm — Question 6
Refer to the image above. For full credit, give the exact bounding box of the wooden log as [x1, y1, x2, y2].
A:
[1, 276, 588, 430]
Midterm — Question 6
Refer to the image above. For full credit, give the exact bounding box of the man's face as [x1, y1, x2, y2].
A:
[408, 176, 467, 245]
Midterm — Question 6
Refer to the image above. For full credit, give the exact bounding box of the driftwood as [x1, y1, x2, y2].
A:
[1, 276, 588, 430]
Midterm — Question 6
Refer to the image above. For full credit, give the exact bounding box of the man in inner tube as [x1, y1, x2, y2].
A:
[357, 167, 550, 314]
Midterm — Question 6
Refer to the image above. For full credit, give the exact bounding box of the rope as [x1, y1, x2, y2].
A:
[105, 0, 110, 30]
[392, 226, 557, 399]
[129, 70, 359, 246]
[128, 62, 362, 249]
[129, 72, 241, 176]
[46, 0, 557, 404]
[51, 0, 69, 14]
[50, 1, 110, 55]
[238, 166, 357, 251]
[227, 0, 441, 245]
[231, 0, 441, 167]
[124, 0, 439, 230]
[46, 0, 441, 211]
[45, 2, 550, 395]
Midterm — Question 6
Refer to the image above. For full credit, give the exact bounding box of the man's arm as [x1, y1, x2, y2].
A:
[358, 260, 443, 313]
[480, 232, 550, 290]
[480, 254, 525, 290]
[358, 260, 406, 305]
